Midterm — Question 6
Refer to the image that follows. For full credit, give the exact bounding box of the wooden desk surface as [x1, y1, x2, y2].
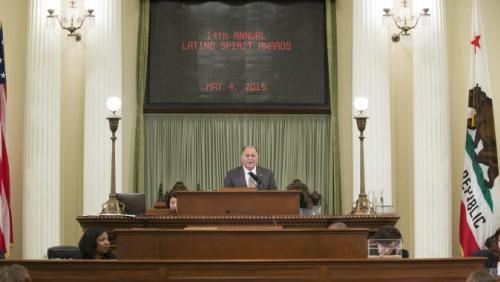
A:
[0, 258, 486, 282]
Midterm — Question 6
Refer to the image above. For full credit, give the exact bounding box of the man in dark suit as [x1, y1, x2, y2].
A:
[223, 146, 277, 190]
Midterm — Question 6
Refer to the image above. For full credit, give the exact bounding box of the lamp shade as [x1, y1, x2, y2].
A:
[353, 97, 369, 112]
[381, 0, 393, 10]
[106, 96, 122, 112]
[85, 0, 97, 10]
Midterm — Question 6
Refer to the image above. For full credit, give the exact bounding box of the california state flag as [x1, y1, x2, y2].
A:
[459, 0, 498, 256]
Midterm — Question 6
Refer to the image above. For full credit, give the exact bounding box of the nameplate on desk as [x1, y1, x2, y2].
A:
[146, 208, 176, 216]
[98, 213, 136, 218]
[184, 226, 283, 231]
[218, 187, 257, 192]
[183, 226, 219, 230]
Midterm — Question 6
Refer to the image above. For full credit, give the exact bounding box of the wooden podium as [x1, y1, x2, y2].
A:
[176, 190, 301, 216]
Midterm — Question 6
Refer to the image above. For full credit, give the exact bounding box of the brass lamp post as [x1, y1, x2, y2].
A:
[351, 97, 375, 215]
[101, 97, 124, 215]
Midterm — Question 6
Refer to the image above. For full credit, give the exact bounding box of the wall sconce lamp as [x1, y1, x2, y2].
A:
[351, 97, 375, 215]
[47, 0, 95, 42]
[383, 0, 429, 43]
[101, 96, 124, 215]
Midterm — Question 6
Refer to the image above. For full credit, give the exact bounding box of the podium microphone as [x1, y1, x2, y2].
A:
[248, 172, 263, 184]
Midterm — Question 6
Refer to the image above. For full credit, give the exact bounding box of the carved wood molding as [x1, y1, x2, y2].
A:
[77, 214, 399, 239]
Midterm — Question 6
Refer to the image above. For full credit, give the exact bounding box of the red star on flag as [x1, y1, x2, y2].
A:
[471, 35, 481, 53]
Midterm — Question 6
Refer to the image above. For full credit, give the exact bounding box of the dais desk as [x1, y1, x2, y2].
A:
[77, 214, 400, 243]
[114, 228, 369, 260]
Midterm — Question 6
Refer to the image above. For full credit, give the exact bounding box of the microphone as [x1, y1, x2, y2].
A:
[248, 172, 263, 184]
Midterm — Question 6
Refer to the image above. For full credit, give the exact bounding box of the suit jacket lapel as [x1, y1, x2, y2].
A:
[238, 167, 247, 187]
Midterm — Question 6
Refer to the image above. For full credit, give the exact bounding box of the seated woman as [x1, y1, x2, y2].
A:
[74, 226, 116, 259]
[372, 226, 409, 258]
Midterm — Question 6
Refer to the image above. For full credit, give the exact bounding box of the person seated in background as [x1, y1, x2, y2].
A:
[372, 226, 409, 258]
[466, 270, 495, 282]
[471, 234, 497, 268]
[0, 264, 32, 282]
[224, 146, 277, 190]
[74, 226, 116, 259]
[168, 192, 178, 212]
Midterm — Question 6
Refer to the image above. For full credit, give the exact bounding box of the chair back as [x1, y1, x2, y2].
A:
[47, 245, 79, 259]
[116, 193, 146, 215]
